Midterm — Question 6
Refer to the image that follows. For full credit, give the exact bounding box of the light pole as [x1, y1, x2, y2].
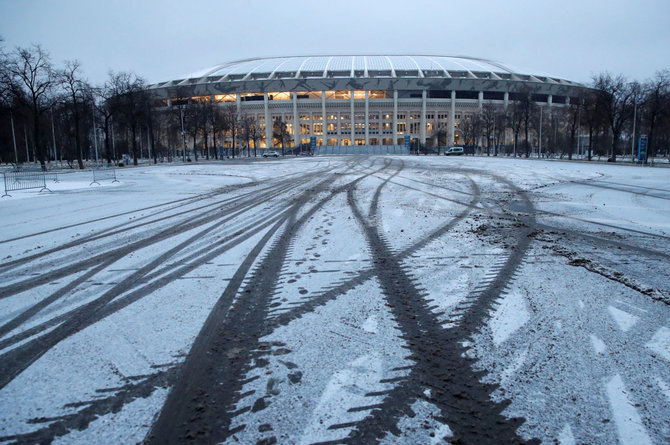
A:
[51, 108, 58, 165]
[539, 106, 543, 158]
[92, 102, 99, 164]
[180, 105, 186, 162]
[111, 116, 116, 161]
[631, 99, 637, 162]
[10, 112, 18, 165]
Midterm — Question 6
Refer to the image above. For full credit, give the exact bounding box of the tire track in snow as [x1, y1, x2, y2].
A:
[337, 172, 538, 444]
[146, 159, 390, 444]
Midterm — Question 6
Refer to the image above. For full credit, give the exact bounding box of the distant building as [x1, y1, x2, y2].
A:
[148, 55, 585, 149]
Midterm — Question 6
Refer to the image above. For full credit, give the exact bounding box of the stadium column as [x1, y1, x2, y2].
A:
[420, 90, 427, 145]
[364, 90, 369, 145]
[504, 92, 509, 109]
[264, 93, 271, 148]
[321, 91, 326, 146]
[350, 90, 355, 146]
[293, 93, 299, 148]
[236, 93, 241, 117]
[478, 91, 484, 110]
[393, 90, 398, 146]
[450, 90, 456, 145]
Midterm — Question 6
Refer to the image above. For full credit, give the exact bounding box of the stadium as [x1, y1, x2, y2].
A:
[148, 55, 586, 151]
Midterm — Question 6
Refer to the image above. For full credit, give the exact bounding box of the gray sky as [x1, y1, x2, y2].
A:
[1, 0, 668, 86]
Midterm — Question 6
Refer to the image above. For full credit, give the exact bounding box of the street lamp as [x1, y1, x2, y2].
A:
[180, 105, 186, 162]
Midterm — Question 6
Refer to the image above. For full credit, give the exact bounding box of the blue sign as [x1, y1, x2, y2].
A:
[310, 136, 316, 149]
[637, 135, 648, 162]
[404, 135, 410, 148]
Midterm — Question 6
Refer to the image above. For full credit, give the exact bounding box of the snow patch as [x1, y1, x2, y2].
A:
[589, 334, 607, 354]
[645, 327, 670, 362]
[489, 291, 529, 345]
[299, 354, 384, 444]
[605, 374, 652, 445]
[558, 423, 576, 445]
[361, 315, 378, 333]
[607, 306, 638, 332]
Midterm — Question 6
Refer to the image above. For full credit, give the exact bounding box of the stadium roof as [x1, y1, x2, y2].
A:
[163, 55, 579, 86]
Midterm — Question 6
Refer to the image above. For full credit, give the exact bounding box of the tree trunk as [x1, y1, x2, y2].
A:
[132, 124, 138, 166]
[74, 103, 84, 169]
[104, 115, 112, 164]
[204, 132, 209, 160]
[588, 125, 593, 161]
[32, 101, 46, 170]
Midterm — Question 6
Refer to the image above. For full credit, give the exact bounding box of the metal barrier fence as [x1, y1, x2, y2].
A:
[2, 170, 51, 197]
[314, 145, 410, 156]
[90, 166, 120, 185]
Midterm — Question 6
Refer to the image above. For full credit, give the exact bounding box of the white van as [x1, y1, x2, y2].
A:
[445, 146, 464, 156]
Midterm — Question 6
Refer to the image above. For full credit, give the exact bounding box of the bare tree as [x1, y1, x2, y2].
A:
[111, 71, 148, 165]
[58, 60, 89, 168]
[248, 116, 262, 157]
[564, 97, 584, 160]
[593, 73, 635, 162]
[6, 44, 55, 169]
[273, 117, 289, 156]
[222, 106, 239, 158]
[641, 70, 669, 159]
[509, 101, 524, 157]
[430, 124, 448, 155]
[481, 102, 496, 155]
[493, 109, 507, 156]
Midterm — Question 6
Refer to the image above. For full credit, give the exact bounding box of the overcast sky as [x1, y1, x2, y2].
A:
[1, 0, 668, 86]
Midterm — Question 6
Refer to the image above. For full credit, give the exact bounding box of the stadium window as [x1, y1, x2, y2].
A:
[313, 123, 324, 135]
[268, 92, 291, 100]
[312, 114, 322, 121]
[295, 91, 322, 100]
[325, 90, 350, 100]
[369, 90, 388, 99]
[455, 91, 478, 100]
[300, 124, 310, 135]
[300, 115, 310, 120]
[353, 90, 366, 99]
[214, 94, 236, 102]
[240, 93, 264, 102]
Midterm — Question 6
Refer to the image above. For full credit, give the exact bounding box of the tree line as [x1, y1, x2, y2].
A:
[434, 72, 669, 162]
[1, 42, 668, 168]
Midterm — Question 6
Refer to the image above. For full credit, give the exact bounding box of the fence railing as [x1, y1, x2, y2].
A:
[90, 166, 120, 185]
[2, 170, 51, 197]
[314, 145, 410, 156]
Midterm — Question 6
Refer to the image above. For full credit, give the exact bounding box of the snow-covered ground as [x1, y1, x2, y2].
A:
[0, 156, 668, 444]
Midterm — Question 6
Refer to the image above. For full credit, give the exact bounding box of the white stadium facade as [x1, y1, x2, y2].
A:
[148, 55, 586, 150]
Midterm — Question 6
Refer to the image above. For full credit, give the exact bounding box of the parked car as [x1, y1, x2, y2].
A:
[445, 146, 464, 156]
[263, 151, 279, 158]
